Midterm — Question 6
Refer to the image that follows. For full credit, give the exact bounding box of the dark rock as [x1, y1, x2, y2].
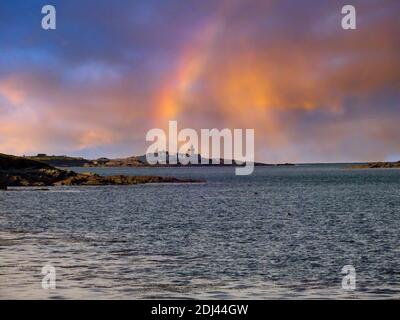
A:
[55, 173, 201, 186]
[352, 161, 400, 169]
[0, 153, 203, 187]
[0, 175, 7, 190]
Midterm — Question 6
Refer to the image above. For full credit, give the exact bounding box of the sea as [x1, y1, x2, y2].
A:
[1, 164, 399, 299]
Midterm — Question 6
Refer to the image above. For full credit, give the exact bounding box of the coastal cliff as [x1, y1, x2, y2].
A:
[0, 153, 200, 188]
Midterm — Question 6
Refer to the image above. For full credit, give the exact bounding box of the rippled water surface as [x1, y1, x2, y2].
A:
[1, 165, 400, 299]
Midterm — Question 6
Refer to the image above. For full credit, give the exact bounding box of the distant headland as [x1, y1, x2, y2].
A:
[24, 153, 291, 168]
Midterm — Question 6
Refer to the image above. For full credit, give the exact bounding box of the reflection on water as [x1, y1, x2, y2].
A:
[1, 165, 400, 299]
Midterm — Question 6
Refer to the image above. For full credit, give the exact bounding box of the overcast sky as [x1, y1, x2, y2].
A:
[0, 0, 399, 162]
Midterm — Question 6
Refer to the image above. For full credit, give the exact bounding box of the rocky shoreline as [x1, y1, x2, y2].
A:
[0, 153, 202, 190]
[352, 161, 400, 169]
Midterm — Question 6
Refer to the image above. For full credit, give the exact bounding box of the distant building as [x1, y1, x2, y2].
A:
[37, 153, 47, 157]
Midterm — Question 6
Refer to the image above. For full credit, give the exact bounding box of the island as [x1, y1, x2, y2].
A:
[0, 153, 202, 190]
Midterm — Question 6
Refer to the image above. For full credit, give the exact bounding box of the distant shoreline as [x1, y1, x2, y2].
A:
[13, 154, 400, 169]
[25, 154, 294, 168]
[0, 153, 203, 190]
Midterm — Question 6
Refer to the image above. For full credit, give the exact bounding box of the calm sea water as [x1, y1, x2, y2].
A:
[1, 165, 400, 299]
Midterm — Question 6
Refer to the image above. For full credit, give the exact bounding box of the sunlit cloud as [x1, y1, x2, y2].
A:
[0, 77, 26, 105]
[0, 0, 399, 162]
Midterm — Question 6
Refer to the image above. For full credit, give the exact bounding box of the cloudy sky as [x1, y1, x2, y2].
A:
[0, 0, 399, 163]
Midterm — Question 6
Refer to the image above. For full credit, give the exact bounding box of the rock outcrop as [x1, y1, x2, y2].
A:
[352, 161, 400, 169]
[0, 153, 201, 188]
[1, 153, 72, 186]
[55, 173, 199, 186]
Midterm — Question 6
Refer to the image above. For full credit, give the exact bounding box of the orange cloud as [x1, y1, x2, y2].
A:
[1, 0, 399, 162]
[0, 78, 26, 105]
[78, 130, 116, 150]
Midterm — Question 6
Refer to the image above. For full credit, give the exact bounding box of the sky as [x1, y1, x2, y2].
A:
[0, 0, 399, 163]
